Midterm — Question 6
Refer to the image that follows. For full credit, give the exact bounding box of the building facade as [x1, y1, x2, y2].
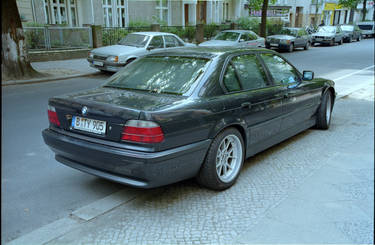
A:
[17, 0, 249, 27]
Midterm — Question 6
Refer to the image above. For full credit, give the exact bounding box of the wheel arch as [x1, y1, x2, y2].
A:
[209, 122, 248, 155]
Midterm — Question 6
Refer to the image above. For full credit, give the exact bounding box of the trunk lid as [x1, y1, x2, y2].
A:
[49, 87, 185, 143]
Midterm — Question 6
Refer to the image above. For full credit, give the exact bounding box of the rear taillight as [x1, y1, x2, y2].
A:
[48, 105, 60, 126]
[121, 120, 164, 143]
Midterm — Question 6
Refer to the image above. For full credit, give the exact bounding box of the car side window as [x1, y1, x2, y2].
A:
[260, 53, 300, 86]
[164, 35, 179, 48]
[248, 33, 258, 40]
[240, 34, 248, 41]
[223, 63, 241, 92]
[231, 54, 268, 90]
[149, 36, 164, 48]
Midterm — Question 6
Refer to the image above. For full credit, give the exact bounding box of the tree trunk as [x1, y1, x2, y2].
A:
[362, 0, 367, 21]
[1, 0, 41, 81]
[349, 7, 355, 23]
[260, 0, 269, 37]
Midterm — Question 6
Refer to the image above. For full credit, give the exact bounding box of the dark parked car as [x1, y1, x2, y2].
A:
[311, 26, 344, 46]
[43, 47, 336, 190]
[340, 24, 362, 42]
[266, 27, 311, 52]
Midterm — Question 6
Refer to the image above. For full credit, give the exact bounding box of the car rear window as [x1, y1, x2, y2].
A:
[105, 57, 210, 95]
[358, 24, 373, 30]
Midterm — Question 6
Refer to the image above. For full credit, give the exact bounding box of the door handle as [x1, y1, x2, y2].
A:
[241, 102, 252, 109]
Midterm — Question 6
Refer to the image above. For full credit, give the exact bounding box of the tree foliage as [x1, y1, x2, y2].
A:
[338, 0, 361, 8]
[248, 0, 277, 11]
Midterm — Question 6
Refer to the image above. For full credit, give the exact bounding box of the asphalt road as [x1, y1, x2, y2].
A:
[2, 38, 374, 243]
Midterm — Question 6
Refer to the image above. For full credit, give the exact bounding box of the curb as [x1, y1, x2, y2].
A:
[2, 72, 101, 86]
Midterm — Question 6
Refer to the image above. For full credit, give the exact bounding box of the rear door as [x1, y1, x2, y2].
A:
[259, 53, 321, 131]
[220, 53, 284, 150]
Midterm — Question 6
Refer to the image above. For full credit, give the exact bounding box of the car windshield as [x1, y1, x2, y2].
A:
[317, 26, 336, 33]
[214, 32, 240, 41]
[104, 56, 210, 95]
[341, 25, 354, 31]
[358, 24, 373, 30]
[280, 28, 298, 36]
[118, 34, 150, 47]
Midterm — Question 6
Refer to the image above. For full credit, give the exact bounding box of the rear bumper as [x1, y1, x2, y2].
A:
[42, 129, 211, 188]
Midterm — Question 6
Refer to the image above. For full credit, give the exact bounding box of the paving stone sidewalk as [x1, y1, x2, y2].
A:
[2, 58, 99, 86]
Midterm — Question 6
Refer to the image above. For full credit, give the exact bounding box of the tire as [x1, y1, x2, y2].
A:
[348, 36, 352, 43]
[265, 44, 271, 49]
[304, 41, 310, 50]
[196, 128, 245, 190]
[288, 43, 294, 52]
[338, 38, 343, 45]
[357, 35, 361, 41]
[316, 91, 333, 130]
[329, 39, 334, 46]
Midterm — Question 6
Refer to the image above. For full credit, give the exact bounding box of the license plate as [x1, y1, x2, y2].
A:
[72, 116, 106, 135]
[93, 61, 103, 66]
[315, 38, 322, 41]
[270, 43, 278, 47]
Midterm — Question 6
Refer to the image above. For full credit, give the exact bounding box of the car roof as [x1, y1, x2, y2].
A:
[222, 30, 255, 34]
[284, 27, 301, 30]
[148, 46, 274, 59]
[130, 32, 177, 36]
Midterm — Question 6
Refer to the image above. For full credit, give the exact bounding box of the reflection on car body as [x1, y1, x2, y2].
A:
[43, 47, 336, 190]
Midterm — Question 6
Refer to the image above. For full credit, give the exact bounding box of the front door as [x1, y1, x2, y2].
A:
[259, 53, 320, 131]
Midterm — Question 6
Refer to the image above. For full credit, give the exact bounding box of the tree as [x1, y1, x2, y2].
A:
[338, 0, 367, 22]
[248, 0, 277, 38]
[1, 0, 41, 81]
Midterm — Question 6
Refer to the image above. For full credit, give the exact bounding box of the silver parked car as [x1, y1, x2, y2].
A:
[198, 30, 265, 48]
[87, 32, 195, 72]
[265, 27, 311, 52]
[311, 26, 344, 46]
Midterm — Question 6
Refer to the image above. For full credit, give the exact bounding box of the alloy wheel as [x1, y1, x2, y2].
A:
[216, 135, 243, 183]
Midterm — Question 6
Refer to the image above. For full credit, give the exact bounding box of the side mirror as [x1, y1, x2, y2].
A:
[303, 70, 314, 80]
[146, 45, 155, 51]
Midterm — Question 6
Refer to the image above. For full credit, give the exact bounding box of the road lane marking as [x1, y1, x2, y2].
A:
[333, 65, 374, 81]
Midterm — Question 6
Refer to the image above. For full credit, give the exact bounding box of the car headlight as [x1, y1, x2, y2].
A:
[280, 39, 291, 44]
[107, 56, 119, 63]
[88, 52, 94, 59]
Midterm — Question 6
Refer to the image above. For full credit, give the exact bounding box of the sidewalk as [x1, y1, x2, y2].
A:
[2, 58, 99, 86]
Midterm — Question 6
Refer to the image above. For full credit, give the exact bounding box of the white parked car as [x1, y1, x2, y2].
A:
[357, 21, 375, 38]
[87, 32, 195, 72]
[199, 30, 265, 48]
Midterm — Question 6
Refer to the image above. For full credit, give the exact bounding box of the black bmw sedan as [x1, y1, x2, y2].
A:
[43, 47, 336, 190]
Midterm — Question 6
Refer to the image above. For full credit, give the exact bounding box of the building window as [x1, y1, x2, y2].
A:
[43, 0, 78, 26]
[103, 0, 128, 27]
[117, 0, 126, 27]
[155, 0, 170, 25]
[103, 0, 113, 27]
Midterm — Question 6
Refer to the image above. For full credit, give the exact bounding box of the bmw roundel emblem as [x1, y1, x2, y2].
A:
[81, 106, 88, 115]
